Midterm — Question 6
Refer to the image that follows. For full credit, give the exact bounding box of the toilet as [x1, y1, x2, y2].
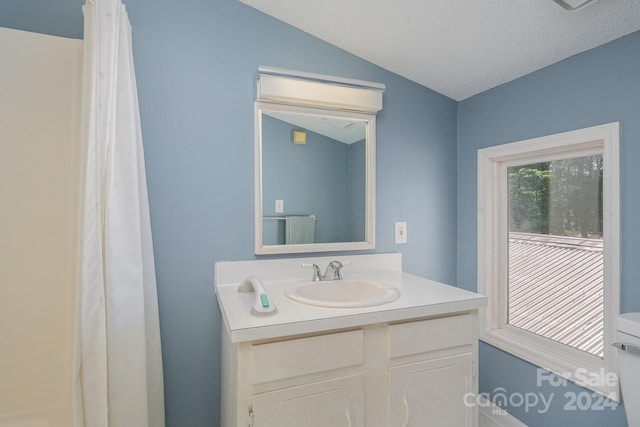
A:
[616, 312, 640, 427]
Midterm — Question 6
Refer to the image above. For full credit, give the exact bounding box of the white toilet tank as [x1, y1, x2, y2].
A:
[617, 312, 640, 427]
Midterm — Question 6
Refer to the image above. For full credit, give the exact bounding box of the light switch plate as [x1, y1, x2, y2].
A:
[275, 199, 284, 213]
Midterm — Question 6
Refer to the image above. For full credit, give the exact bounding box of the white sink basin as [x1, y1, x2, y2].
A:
[284, 279, 401, 308]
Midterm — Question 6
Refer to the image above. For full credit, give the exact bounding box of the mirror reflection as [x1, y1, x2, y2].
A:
[258, 105, 372, 252]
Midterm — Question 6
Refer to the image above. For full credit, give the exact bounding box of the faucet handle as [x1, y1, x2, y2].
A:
[329, 260, 352, 269]
[301, 263, 322, 281]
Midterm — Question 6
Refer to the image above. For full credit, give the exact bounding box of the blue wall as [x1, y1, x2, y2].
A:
[0, 0, 458, 425]
[131, 3, 458, 424]
[458, 31, 640, 426]
[127, 3, 458, 422]
[0, 0, 83, 39]
[6, 1, 638, 426]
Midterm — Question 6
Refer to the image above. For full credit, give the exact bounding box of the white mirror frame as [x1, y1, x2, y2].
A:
[254, 66, 383, 255]
[254, 102, 376, 255]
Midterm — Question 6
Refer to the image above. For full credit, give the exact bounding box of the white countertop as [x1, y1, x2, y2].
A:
[215, 253, 487, 343]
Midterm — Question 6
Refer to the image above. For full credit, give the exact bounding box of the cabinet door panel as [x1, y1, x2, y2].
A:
[389, 353, 473, 427]
[252, 375, 364, 427]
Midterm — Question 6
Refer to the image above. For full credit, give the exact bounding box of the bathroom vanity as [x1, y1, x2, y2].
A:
[215, 253, 487, 427]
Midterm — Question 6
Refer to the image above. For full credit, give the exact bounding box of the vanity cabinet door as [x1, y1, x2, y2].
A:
[251, 375, 365, 427]
[388, 353, 473, 427]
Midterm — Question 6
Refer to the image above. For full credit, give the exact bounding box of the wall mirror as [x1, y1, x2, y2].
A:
[254, 67, 384, 255]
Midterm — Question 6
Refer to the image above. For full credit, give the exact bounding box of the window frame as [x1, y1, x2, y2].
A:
[477, 122, 620, 399]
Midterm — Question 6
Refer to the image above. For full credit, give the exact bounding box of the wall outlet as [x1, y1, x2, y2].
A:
[395, 222, 407, 244]
[275, 199, 284, 213]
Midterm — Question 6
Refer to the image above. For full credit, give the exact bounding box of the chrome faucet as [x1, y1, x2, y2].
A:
[301, 261, 348, 281]
[324, 261, 344, 281]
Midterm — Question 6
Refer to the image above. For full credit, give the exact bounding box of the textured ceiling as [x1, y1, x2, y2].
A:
[239, 0, 640, 100]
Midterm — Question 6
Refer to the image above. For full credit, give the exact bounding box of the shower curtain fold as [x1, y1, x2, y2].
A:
[74, 1, 165, 426]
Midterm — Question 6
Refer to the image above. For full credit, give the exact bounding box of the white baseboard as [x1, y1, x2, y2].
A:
[478, 396, 528, 427]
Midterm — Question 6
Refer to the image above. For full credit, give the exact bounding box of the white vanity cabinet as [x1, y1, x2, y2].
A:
[387, 314, 476, 427]
[222, 329, 367, 427]
[215, 254, 487, 427]
[221, 312, 478, 427]
[251, 375, 365, 427]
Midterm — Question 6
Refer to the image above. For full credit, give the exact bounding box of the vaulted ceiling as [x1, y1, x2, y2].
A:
[239, 0, 640, 100]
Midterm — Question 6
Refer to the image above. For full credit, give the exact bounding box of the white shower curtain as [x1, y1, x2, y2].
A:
[74, 1, 165, 426]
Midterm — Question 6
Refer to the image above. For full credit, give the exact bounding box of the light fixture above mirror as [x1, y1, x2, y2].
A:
[254, 66, 385, 255]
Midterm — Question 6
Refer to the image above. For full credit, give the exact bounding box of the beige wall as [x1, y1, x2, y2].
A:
[0, 27, 82, 426]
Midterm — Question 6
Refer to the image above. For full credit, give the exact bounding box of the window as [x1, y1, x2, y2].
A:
[478, 123, 620, 399]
